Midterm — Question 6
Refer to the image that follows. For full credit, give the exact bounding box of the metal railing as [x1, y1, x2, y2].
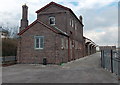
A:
[101, 49, 120, 79]
[0, 56, 17, 65]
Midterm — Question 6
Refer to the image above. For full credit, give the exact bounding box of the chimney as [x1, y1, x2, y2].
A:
[20, 4, 28, 31]
[79, 15, 83, 23]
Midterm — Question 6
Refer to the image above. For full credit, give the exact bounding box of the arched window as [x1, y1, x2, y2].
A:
[49, 17, 55, 25]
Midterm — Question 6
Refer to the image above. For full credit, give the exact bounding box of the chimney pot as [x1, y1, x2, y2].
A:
[79, 15, 83, 23]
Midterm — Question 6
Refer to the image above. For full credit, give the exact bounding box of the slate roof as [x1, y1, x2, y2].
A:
[18, 19, 69, 37]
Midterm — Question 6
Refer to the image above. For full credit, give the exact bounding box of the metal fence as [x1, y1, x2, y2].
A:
[0, 56, 17, 65]
[100, 47, 120, 79]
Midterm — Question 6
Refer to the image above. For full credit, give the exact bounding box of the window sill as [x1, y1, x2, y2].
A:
[34, 48, 43, 50]
[50, 24, 55, 26]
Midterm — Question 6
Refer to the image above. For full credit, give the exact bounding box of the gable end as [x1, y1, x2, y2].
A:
[36, 2, 70, 13]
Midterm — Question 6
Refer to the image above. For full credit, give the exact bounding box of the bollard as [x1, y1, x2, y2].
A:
[43, 57, 47, 65]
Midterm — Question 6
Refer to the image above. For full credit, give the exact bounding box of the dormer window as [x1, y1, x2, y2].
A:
[49, 17, 55, 25]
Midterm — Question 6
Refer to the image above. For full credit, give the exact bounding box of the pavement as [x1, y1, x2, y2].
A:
[2, 52, 119, 83]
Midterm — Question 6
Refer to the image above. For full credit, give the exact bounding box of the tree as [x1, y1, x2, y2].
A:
[1, 22, 19, 38]
[2, 38, 17, 56]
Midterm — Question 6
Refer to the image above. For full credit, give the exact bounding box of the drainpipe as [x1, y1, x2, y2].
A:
[68, 37, 70, 62]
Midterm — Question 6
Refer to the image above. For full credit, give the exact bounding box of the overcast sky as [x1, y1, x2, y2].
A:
[0, 0, 118, 46]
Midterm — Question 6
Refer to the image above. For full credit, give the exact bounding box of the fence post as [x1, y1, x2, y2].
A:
[103, 50, 105, 68]
[101, 50, 103, 67]
[111, 50, 113, 73]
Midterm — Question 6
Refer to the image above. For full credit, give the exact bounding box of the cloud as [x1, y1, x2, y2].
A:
[0, 0, 118, 46]
[81, 3, 118, 46]
[84, 26, 118, 46]
[77, 0, 118, 9]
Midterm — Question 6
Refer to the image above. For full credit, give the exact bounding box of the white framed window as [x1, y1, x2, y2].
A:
[75, 23, 77, 30]
[72, 20, 74, 27]
[70, 19, 72, 26]
[66, 39, 68, 49]
[49, 17, 55, 25]
[61, 38, 64, 47]
[34, 36, 44, 49]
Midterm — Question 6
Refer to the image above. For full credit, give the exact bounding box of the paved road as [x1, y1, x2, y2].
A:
[2, 52, 118, 83]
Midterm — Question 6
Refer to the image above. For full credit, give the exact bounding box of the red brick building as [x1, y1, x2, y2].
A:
[17, 2, 96, 64]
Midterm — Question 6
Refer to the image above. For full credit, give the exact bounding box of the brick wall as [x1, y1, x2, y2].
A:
[17, 3, 85, 64]
[17, 22, 70, 64]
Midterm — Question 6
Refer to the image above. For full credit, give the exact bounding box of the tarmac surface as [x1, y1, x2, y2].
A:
[2, 52, 119, 83]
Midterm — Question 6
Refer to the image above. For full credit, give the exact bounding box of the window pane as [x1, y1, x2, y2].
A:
[50, 19, 53, 24]
[72, 20, 74, 27]
[35, 36, 44, 49]
[70, 19, 71, 26]
[36, 38, 39, 48]
[75, 23, 77, 30]
[50, 17, 55, 25]
[40, 37, 44, 48]
[61, 38, 64, 48]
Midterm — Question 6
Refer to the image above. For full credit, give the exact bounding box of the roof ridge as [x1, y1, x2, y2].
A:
[18, 19, 58, 35]
[36, 2, 70, 13]
[18, 20, 38, 35]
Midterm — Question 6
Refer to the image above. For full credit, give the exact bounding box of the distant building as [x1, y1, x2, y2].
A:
[99, 46, 116, 51]
[0, 27, 8, 38]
